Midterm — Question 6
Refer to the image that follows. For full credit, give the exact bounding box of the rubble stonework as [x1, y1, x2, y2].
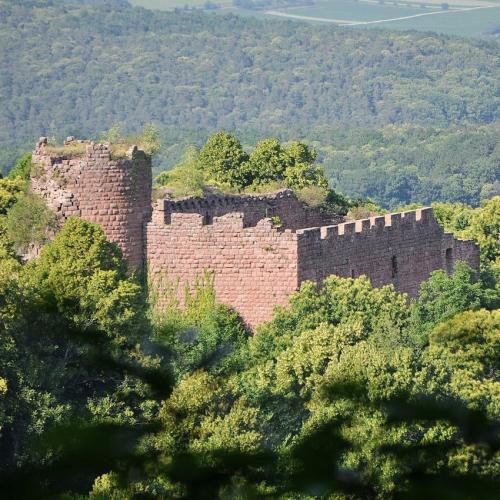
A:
[31, 137, 152, 269]
[31, 139, 480, 328]
[157, 190, 343, 229]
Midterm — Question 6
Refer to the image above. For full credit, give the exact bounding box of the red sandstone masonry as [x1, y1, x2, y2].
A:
[146, 211, 299, 329]
[297, 208, 480, 297]
[147, 190, 341, 327]
[147, 205, 479, 327]
[30, 138, 480, 328]
[31, 138, 152, 270]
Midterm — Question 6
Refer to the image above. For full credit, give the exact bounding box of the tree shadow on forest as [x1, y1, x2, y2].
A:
[1, 332, 499, 500]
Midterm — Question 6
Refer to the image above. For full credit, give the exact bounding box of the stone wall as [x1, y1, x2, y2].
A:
[30, 137, 480, 328]
[157, 189, 342, 230]
[147, 204, 479, 328]
[146, 211, 299, 328]
[297, 208, 480, 297]
[31, 138, 152, 270]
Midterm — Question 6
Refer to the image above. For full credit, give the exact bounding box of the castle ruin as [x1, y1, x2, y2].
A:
[31, 138, 152, 269]
[31, 138, 480, 328]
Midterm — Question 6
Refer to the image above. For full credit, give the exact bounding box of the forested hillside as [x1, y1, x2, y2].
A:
[1, 0, 499, 207]
[320, 123, 500, 208]
[1, 166, 499, 495]
[2, 0, 499, 140]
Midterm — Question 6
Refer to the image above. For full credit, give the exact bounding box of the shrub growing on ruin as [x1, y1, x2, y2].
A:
[197, 132, 336, 195]
[198, 132, 250, 188]
[296, 185, 329, 208]
[134, 123, 162, 156]
[99, 123, 162, 157]
[155, 146, 206, 197]
[5, 194, 56, 254]
[8, 153, 32, 181]
[159, 132, 350, 204]
[100, 124, 123, 144]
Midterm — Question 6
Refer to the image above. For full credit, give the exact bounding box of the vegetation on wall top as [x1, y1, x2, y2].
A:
[155, 131, 352, 213]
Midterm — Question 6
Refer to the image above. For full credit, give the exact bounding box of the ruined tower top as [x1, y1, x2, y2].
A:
[31, 137, 152, 270]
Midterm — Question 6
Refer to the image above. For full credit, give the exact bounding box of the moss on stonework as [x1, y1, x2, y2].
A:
[44, 142, 141, 161]
[45, 142, 87, 157]
[109, 143, 131, 160]
[30, 161, 46, 180]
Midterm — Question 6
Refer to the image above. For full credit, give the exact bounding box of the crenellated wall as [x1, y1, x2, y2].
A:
[30, 137, 480, 328]
[146, 210, 299, 328]
[155, 189, 342, 230]
[31, 137, 152, 270]
[297, 208, 480, 297]
[146, 203, 479, 327]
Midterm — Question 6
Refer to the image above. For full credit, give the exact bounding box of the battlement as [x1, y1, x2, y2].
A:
[153, 189, 341, 229]
[30, 136, 480, 329]
[297, 207, 435, 242]
[296, 206, 478, 299]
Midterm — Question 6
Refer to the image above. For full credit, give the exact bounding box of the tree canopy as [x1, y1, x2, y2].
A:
[0, 203, 498, 497]
[156, 132, 345, 211]
[1, 1, 499, 208]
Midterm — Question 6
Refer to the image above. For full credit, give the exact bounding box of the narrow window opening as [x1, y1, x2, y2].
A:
[391, 256, 398, 278]
[204, 212, 213, 225]
[445, 248, 453, 273]
[351, 269, 355, 279]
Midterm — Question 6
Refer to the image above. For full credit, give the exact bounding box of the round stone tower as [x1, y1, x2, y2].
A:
[31, 137, 152, 271]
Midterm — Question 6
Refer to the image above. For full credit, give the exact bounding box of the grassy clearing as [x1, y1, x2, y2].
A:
[236, 0, 500, 38]
[129, 0, 232, 9]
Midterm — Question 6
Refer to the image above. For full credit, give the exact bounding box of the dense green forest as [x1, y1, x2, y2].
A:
[0, 136, 499, 497]
[319, 123, 500, 208]
[1, 0, 499, 207]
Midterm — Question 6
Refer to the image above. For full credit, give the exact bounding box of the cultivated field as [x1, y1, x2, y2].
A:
[262, 0, 500, 37]
[129, 0, 500, 38]
[129, 0, 232, 8]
